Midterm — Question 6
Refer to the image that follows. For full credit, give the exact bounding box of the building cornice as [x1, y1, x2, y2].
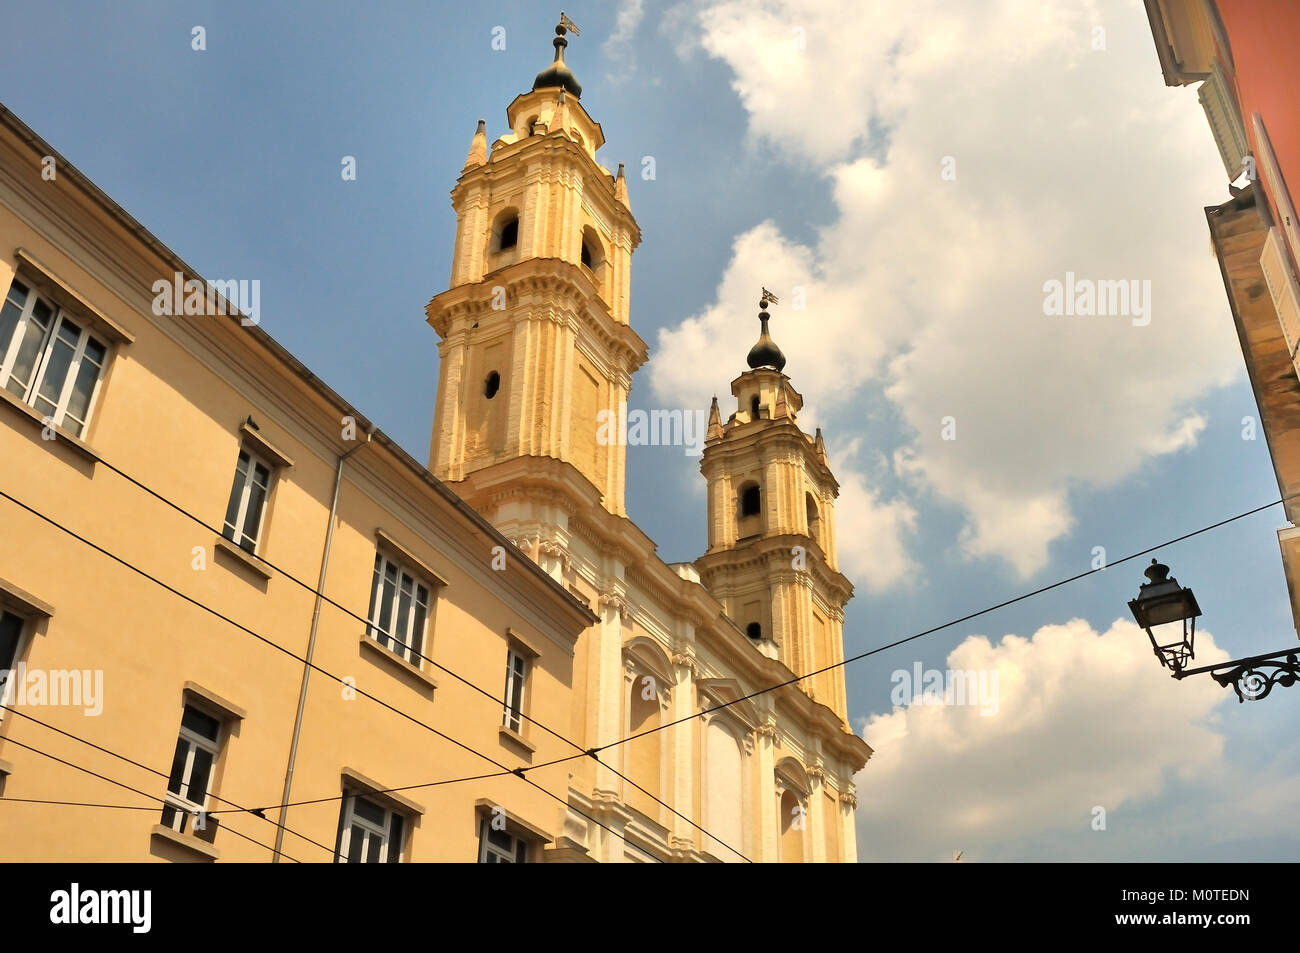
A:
[701, 418, 840, 494]
[426, 258, 648, 374]
[696, 534, 854, 608]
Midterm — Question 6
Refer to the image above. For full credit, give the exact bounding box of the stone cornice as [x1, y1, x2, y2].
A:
[426, 259, 648, 374]
[489, 486, 580, 516]
[670, 649, 699, 675]
[599, 591, 631, 621]
[701, 419, 839, 494]
[452, 126, 641, 246]
[696, 534, 854, 608]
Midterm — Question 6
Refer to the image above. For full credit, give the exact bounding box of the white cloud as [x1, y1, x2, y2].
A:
[603, 0, 646, 83]
[855, 617, 1232, 861]
[829, 440, 918, 590]
[653, 0, 1242, 578]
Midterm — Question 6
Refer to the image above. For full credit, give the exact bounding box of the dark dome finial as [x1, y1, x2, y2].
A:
[746, 291, 786, 372]
[534, 13, 583, 98]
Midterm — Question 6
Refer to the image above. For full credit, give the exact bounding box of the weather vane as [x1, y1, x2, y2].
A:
[559, 12, 581, 35]
[760, 287, 779, 307]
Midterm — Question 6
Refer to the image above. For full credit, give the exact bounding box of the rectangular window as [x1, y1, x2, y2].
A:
[0, 610, 25, 705]
[366, 553, 431, 664]
[335, 792, 404, 863]
[222, 447, 273, 552]
[161, 704, 223, 834]
[0, 279, 109, 438]
[502, 648, 529, 734]
[477, 816, 529, 863]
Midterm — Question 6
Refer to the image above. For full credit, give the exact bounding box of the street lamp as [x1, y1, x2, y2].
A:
[1127, 559, 1200, 673]
[1128, 557, 1300, 702]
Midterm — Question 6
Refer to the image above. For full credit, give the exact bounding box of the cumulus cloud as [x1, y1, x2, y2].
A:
[828, 439, 918, 590]
[653, 0, 1242, 579]
[855, 617, 1232, 861]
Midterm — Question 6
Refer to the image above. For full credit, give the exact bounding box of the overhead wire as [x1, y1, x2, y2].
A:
[0, 487, 668, 861]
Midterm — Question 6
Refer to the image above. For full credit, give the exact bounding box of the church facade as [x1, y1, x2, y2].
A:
[0, 22, 869, 862]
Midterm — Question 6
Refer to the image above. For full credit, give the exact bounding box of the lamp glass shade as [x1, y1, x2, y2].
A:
[1141, 596, 1198, 627]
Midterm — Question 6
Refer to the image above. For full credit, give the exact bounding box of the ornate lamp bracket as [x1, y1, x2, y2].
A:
[1193, 649, 1300, 703]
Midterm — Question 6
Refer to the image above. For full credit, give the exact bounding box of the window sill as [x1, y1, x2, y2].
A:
[499, 725, 537, 756]
[150, 824, 219, 861]
[213, 534, 273, 581]
[359, 635, 438, 693]
[0, 386, 99, 464]
[0, 758, 13, 776]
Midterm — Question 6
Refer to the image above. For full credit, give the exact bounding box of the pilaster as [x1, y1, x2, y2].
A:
[670, 641, 698, 848]
[808, 761, 827, 863]
[756, 715, 779, 862]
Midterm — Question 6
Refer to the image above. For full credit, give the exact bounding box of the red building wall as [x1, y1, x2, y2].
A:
[1218, 1, 1300, 228]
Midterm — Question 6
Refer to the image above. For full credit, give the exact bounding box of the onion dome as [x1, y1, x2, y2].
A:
[746, 297, 786, 371]
[534, 22, 582, 99]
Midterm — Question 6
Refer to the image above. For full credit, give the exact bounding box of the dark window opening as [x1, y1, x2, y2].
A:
[491, 212, 519, 255]
[479, 816, 530, 863]
[740, 484, 761, 517]
[750, 395, 761, 419]
[499, 219, 518, 251]
[334, 792, 405, 864]
[1, 610, 24, 676]
[484, 371, 501, 399]
[581, 242, 593, 268]
[746, 622, 762, 640]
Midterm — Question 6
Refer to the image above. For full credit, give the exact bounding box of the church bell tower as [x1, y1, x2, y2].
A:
[427, 18, 647, 519]
[695, 295, 854, 718]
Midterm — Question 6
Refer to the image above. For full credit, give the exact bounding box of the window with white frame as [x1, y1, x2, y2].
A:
[335, 791, 404, 863]
[0, 278, 109, 438]
[477, 816, 529, 863]
[366, 553, 431, 664]
[502, 647, 529, 734]
[221, 447, 273, 552]
[161, 704, 223, 835]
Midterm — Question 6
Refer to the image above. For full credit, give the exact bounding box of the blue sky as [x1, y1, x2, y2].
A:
[5, 0, 1299, 861]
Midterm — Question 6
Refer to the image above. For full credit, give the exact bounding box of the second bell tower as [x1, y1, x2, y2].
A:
[427, 20, 647, 517]
[695, 295, 855, 718]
